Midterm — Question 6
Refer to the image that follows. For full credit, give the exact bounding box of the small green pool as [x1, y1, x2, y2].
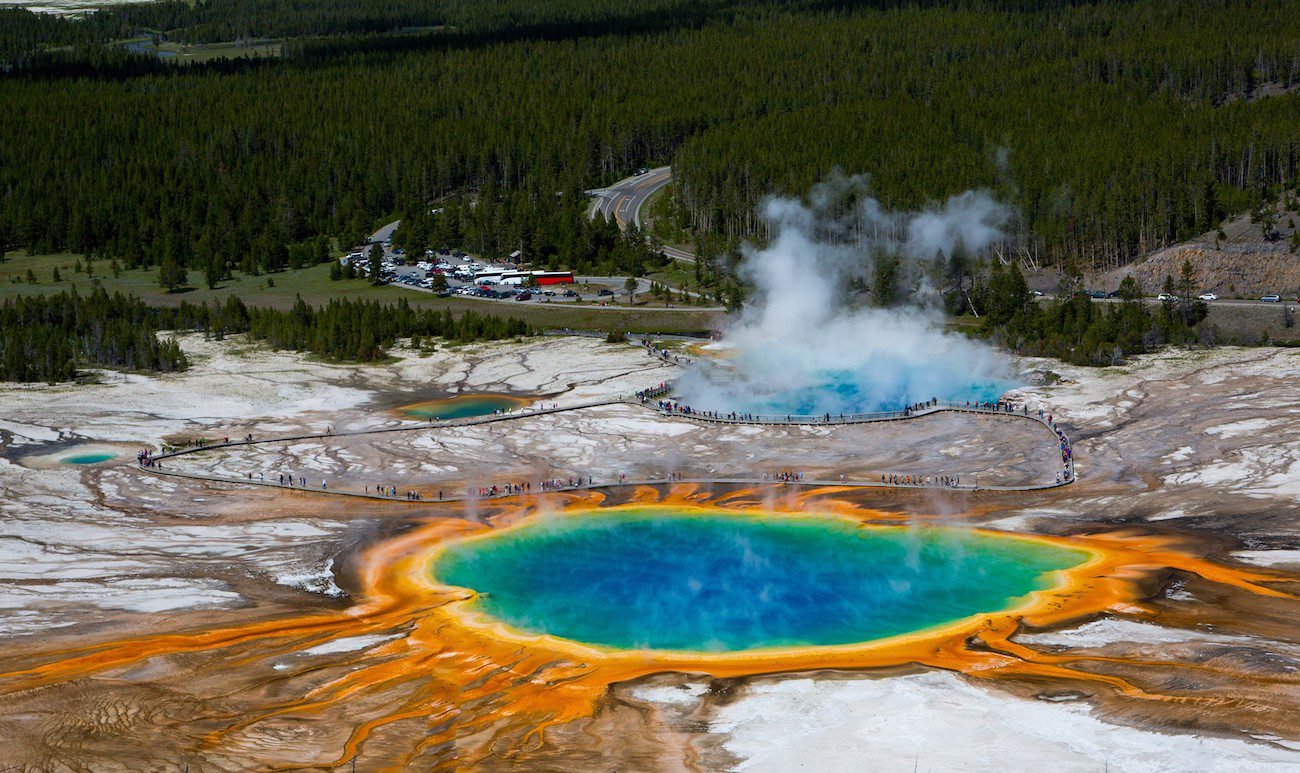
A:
[63, 452, 114, 465]
[400, 394, 531, 420]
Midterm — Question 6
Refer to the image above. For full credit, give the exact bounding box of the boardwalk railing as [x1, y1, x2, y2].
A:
[647, 398, 1036, 425]
[136, 350, 1074, 495]
[137, 390, 1075, 497]
[147, 395, 629, 462]
[640, 394, 1076, 484]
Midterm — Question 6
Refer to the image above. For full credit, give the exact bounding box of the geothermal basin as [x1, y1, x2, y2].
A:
[431, 507, 1091, 652]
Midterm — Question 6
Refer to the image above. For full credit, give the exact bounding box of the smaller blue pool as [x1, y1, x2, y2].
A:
[400, 394, 531, 420]
[63, 452, 114, 465]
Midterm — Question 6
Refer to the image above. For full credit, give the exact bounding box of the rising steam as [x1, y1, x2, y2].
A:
[676, 172, 1016, 416]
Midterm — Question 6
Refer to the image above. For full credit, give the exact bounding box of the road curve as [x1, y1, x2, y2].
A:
[588, 167, 697, 263]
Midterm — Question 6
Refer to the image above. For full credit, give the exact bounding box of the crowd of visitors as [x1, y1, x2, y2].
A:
[1041, 412, 1075, 484]
[766, 470, 805, 482]
[636, 383, 671, 402]
[639, 338, 693, 366]
[464, 476, 595, 498]
[882, 473, 962, 487]
[136, 449, 161, 469]
[653, 399, 762, 421]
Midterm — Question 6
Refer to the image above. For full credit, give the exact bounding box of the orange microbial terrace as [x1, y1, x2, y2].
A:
[0, 485, 1295, 769]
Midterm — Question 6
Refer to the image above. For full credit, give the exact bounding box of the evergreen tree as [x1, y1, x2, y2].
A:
[159, 252, 187, 292]
[368, 244, 384, 285]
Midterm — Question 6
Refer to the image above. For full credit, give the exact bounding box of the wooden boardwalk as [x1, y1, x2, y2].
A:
[134, 390, 1075, 502]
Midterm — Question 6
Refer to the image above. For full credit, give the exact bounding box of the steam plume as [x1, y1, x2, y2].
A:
[675, 172, 1016, 416]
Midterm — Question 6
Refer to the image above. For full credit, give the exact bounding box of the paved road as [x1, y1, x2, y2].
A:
[1038, 294, 1297, 309]
[589, 166, 670, 228]
[588, 167, 698, 263]
[369, 219, 401, 245]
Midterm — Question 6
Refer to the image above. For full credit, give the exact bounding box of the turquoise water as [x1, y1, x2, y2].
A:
[402, 394, 525, 420]
[432, 508, 1089, 652]
[751, 367, 1009, 415]
[678, 361, 1010, 416]
[63, 452, 114, 465]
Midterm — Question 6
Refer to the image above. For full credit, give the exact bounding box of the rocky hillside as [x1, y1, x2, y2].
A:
[1095, 194, 1300, 299]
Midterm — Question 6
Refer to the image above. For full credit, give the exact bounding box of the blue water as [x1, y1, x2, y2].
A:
[675, 357, 1011, 417]
[63, 453, 113, 465]
[745, 367, 1009, 415]
[432, 508, 1088, 652]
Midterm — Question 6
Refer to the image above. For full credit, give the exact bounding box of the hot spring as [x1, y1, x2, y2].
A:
[398, 393, 531, 421]
[430, 507, 1089, 652]
[673, 354, 1012, 417]
[62, 452, 114, 465]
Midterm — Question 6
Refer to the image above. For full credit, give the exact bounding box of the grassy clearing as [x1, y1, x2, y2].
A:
[157, 40, 283, 63]
[110, 36, 283, 63]
[0, 251, 722, 334]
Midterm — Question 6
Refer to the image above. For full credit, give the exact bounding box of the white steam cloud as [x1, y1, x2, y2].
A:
[675, 172, 1016, 417]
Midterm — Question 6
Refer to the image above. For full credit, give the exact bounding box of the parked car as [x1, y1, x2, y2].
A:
[515, 292, 532, 301]
[1030, 290, 1044, 297]
[563, 289, 579, 298]
[1157, 293, 1178, 301]
[598, 289, 615, 296]
[1261, 293, 1281, 302]
[1086, 290, 1108, 299]
[1198, 292, 1218, 301]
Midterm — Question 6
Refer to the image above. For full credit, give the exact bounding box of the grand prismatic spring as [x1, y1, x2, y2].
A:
[430, 507, 1091, 651]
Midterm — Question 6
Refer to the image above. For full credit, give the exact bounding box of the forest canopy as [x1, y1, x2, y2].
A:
[0, 287, 533, 382]
[0, 0, 1298, 284]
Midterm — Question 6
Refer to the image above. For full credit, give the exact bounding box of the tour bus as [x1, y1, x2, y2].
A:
[473, 269, 506, 284]
[499, 270, 575, 286]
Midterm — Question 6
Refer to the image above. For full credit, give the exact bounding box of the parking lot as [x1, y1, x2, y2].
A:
[342, 234, 657, 307]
